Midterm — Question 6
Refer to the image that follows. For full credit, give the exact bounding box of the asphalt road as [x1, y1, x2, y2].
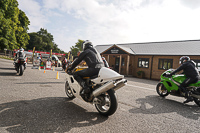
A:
[0, 58, 200, 133]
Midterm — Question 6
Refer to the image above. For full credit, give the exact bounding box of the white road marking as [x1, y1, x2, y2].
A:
[127, 84, 154, 91]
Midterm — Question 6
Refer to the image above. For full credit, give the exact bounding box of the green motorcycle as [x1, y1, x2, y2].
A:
[156, 69, 200, 106]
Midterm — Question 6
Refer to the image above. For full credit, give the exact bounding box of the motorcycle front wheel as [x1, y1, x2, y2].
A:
[95, 89, 117, 116]
[65, 81, 75, 99]
[19, 65, 24, 76]
[156, 83, 169, 97]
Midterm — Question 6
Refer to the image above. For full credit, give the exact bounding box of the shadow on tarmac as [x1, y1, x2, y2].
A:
[0, 67, 17, 76]
[15, 82, 64, 84]
[0, 67, 15, 70]
[129, 95, 200, 120]
[0, 72, 16, 76]
[0, 97, 108, 132]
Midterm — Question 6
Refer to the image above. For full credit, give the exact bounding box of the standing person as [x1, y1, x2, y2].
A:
[67, 40, 104, 97]
[37, 54, 42, 66]
[167, 56, 199, 103]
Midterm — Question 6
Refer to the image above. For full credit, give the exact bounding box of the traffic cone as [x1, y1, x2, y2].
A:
[44, 70, 46, 73]
[56, 71, 59, 79]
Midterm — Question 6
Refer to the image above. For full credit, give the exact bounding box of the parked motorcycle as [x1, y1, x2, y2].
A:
[14, 52, 27, 76]
[156, 69, 200, 106]
[65, 66, 127, 116]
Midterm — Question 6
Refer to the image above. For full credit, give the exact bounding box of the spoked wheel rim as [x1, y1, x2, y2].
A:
[95, 93, 111, 113]
[65, 81, 75, 99]
[156, 83, 169, 97]
[159, 84, 168, 95]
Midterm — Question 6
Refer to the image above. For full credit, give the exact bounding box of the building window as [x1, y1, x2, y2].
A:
[193, 60, 200, 71]
[158, 59, 173, 70]
[138, 58, 149, 68]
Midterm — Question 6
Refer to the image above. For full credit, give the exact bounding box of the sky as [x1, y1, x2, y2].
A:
[18, 0, 200, 52]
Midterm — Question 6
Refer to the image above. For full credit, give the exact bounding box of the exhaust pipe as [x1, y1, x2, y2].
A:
[191, 94, 200, 99]
[92, 79, 127, 97]
[113, 79, 127, 91]
[92, 81, 115, 97]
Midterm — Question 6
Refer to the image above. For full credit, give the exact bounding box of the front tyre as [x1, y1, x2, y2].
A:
[156, 83, 169, 97]
[65, 81, 75, 100]
[19, 65, 24, 76]
[95, 89, 117, 116]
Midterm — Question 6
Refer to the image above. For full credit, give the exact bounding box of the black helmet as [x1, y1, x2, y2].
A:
[82, 40, 93, 51]
[179, 56, 190, 64]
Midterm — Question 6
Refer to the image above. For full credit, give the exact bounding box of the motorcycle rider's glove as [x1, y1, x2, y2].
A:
[165, 73, 172, 77]
[67, 67, 73, 74]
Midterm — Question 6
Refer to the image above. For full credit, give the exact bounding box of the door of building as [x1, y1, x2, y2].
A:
[115, 57, 120, 72]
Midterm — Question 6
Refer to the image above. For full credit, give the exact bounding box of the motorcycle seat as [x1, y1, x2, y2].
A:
[83, 75, 98, 80]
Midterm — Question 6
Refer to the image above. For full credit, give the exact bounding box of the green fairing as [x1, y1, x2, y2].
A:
[160, 69, 200, 92]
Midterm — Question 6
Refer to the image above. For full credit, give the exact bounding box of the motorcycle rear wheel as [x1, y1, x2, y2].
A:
[16, 66, 19, 73]
[193, 97, 200, 106]
[19, 65, 24, 76]
[95, 89, 117, 116]
[65, 81, 75, 99]
[156, 83, 169, 97]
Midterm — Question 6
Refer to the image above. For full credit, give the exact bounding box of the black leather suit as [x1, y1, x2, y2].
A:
[70, 46, 104, 85]
[171, 60, 199, 89]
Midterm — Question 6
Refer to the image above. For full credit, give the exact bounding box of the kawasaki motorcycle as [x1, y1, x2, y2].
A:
[65, 66, 127, 116]
[156, 69, 200, 106]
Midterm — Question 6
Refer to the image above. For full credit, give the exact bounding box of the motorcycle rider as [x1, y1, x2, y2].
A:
[14, 48, 27, 68]
[67, 40, 104, 98]
[167, 56, 199, 103]
[62, 57, 68, 70]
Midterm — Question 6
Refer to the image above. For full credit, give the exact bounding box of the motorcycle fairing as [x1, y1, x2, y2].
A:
[162, 80, 179, 91]
[66, 74, 83, 99]
[91, 67, 124, 84]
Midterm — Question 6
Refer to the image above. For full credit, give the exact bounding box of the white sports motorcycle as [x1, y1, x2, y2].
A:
[65, 66, 127, 116]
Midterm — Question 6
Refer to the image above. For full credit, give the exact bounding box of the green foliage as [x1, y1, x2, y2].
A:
[137, 70, 144, 76]
[0, 0, 30, 50]
[27, 28, 65, 54]
[70, 39, 84, 56]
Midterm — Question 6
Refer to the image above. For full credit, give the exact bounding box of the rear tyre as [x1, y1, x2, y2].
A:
[16, 66, 19, 73]
[156, 83, 169, 97]
[65, 81, 75, 100]
[193, 97, 200, 106]
[95, 89, 117, 116]
[19, 65, 24, 76]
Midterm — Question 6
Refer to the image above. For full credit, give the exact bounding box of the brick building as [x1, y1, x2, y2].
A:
[95, 40, 200, 80]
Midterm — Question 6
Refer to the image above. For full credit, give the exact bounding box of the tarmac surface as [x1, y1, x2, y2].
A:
[0, 58, 200, 133]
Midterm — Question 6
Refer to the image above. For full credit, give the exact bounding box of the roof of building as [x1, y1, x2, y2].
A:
[95, 40, 200, 55]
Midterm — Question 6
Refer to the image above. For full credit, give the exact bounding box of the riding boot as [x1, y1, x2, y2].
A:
[183, 91, 193, 103]
[179, 86, 193, 103]
[80, 81, 91, 96]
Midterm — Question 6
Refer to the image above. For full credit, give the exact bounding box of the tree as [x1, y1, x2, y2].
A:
[27, 28, 65, 54]
[0, 0, 30, 50]
[70, 39, 84, 56]
[15, 10, 30, 48]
